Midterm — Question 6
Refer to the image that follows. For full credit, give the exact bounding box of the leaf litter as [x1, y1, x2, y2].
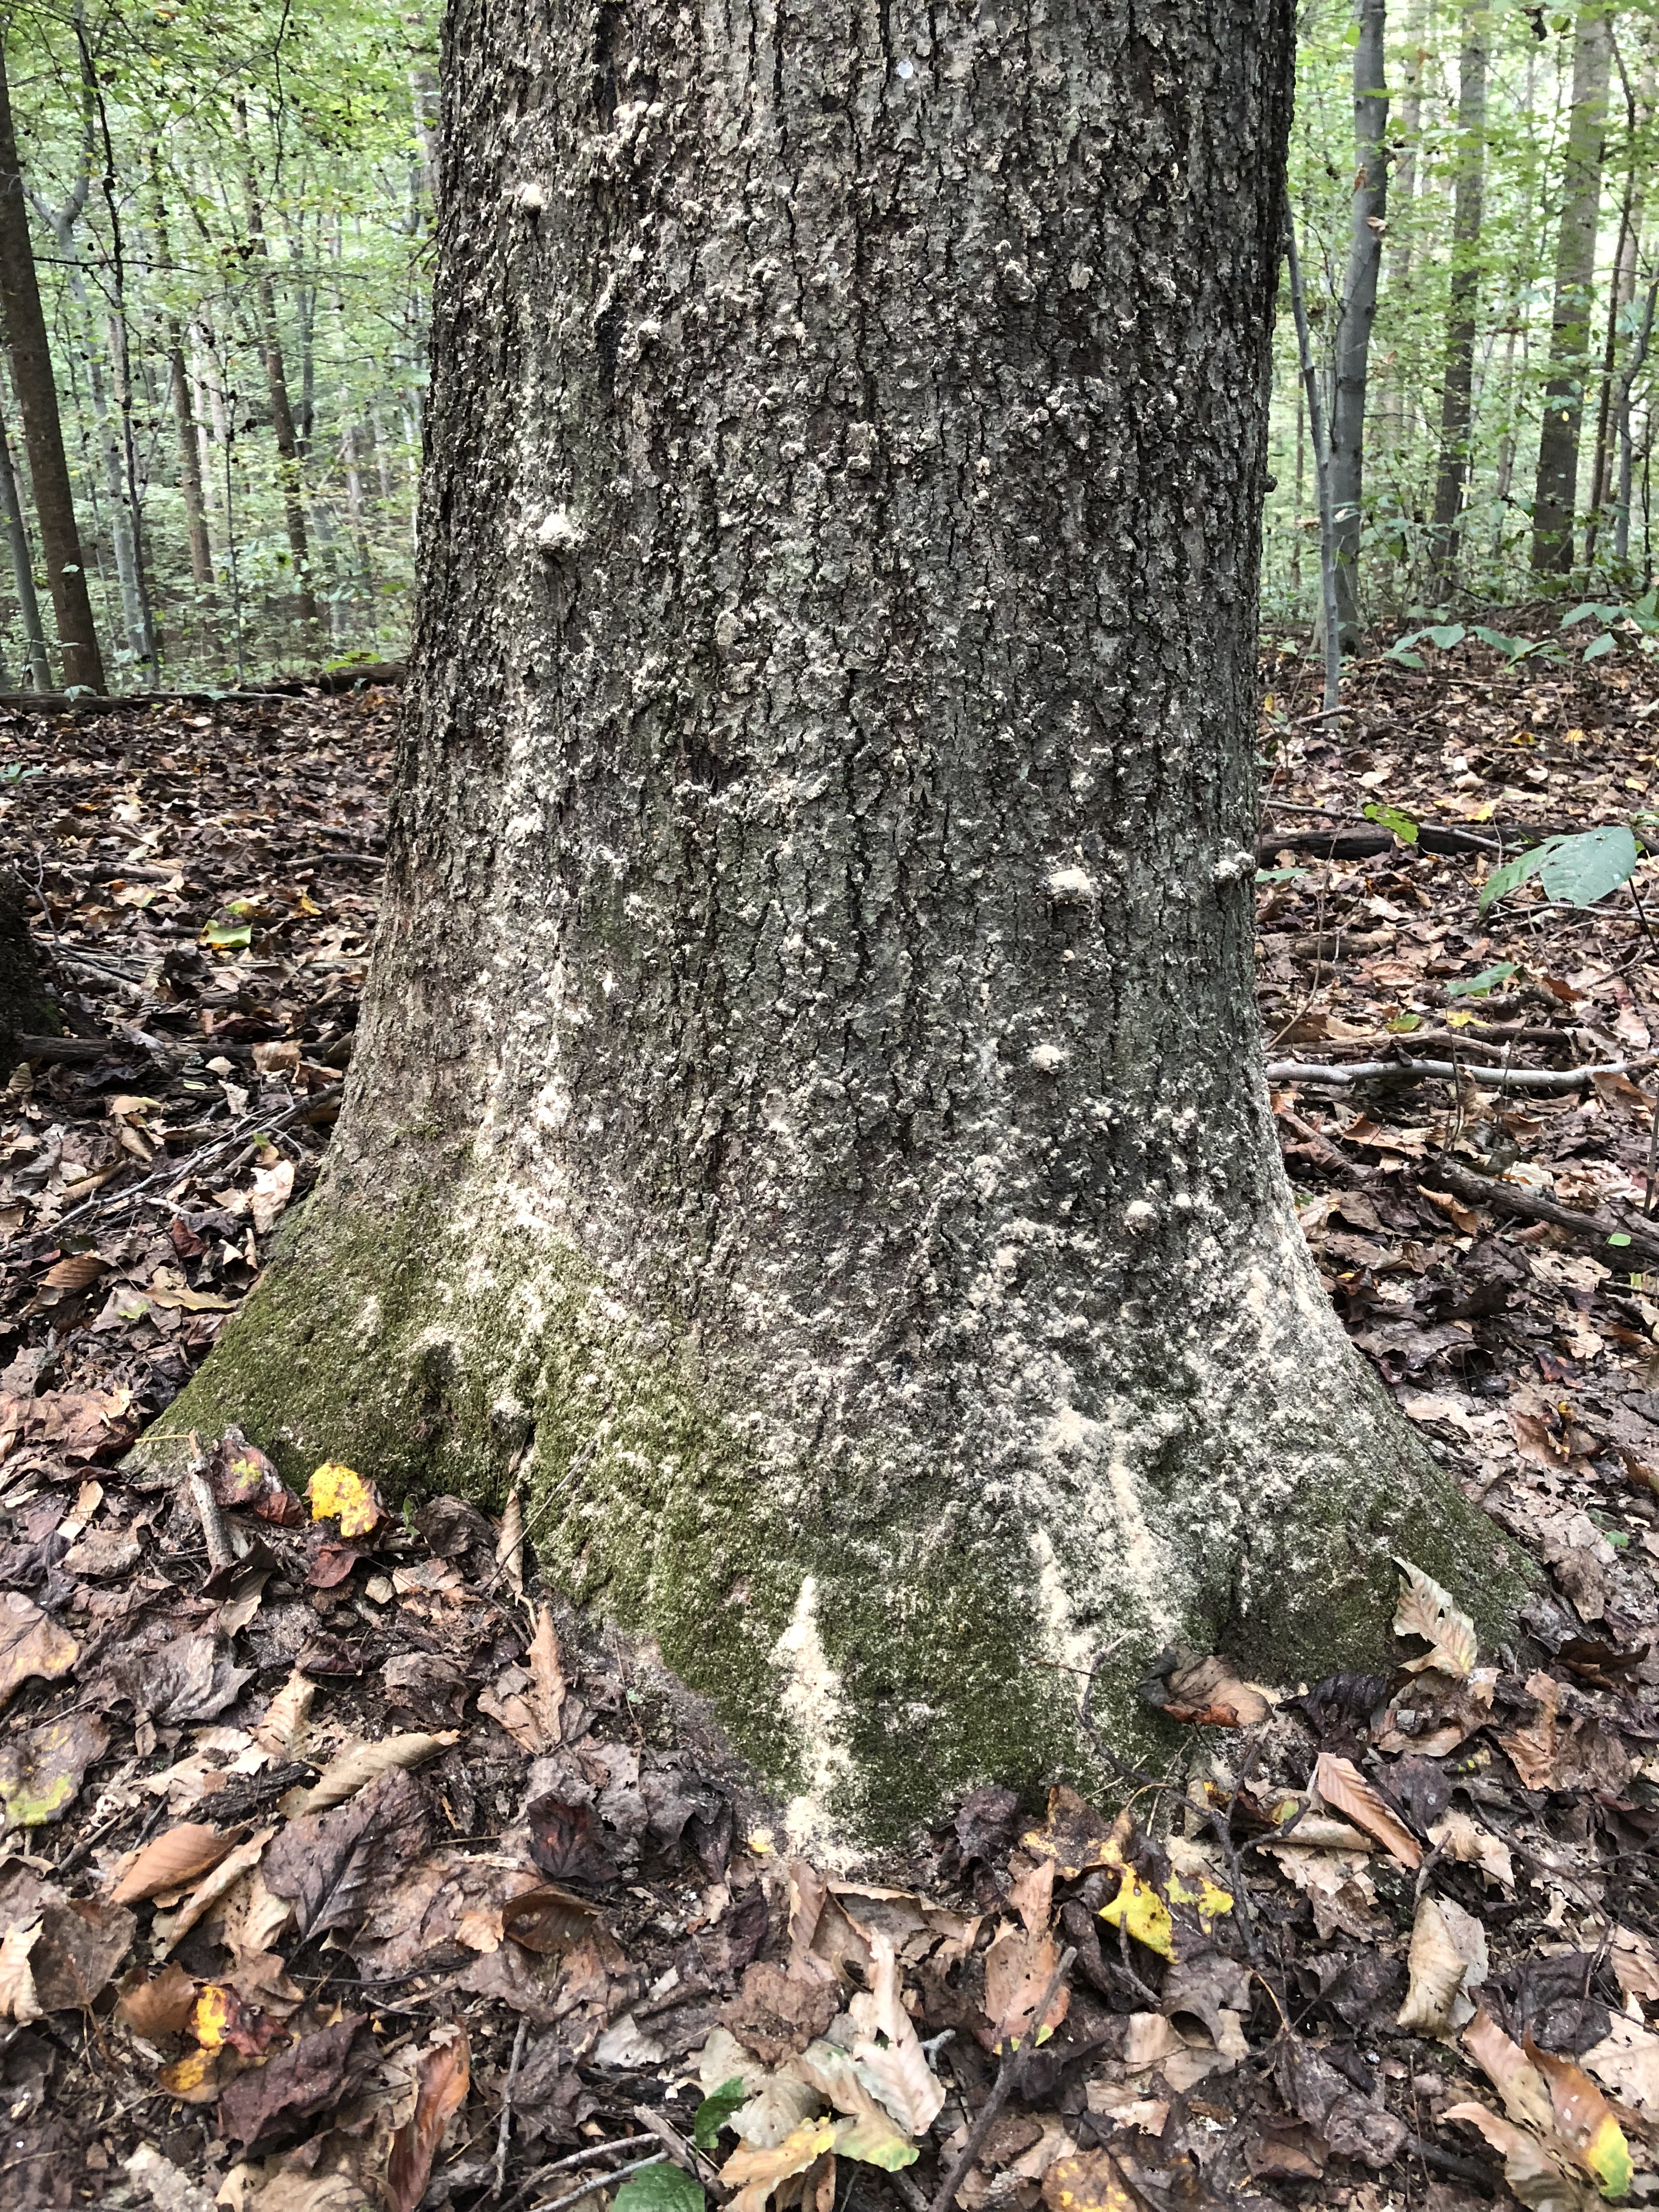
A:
[5, 654, 1659, 2205]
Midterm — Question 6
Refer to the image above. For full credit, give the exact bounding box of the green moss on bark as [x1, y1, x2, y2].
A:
[141, 1187, 1532, 1844]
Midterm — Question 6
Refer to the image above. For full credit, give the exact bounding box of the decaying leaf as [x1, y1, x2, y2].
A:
[217, 2013, 373, 2149]
[209, 1427, 304, 1527]
[0, 1590, 77, 1712]
[0, 1919, 42, 2022]
[1396, 1893, 1487, 2037]
[386, 2025, 470, 2212]
[720, 2118, 838, 2212]
[262, 1765, 431, 1942]
[1582, 2016, 1659, 2121]
[1311, 1754, 1422, 1869]
[1021, 1787, 1127, 1881]
[1427, 1808, 1515, 1888]
[982, 1917, 1070, 2051]
[286, 1730, 456, 1817]
[1444, 2103, 1597, 2212]
[1153, 1653, 1271, 1728]
[0, 1712, 108, 1827]
[846, 1929, 946, 2135]
[1041, 2149, 1139, 2212]
[116, 1961, 198, 2037]
[153, 1825, 277, 1958]
[110, 1821, 246, 1905]
[1393, 1558, 1478, 1679]
[251, 1669, 314, 1760]
[1611, 1926, 1659, 2006]
[1459, 2010, 1634, 2203]
[104, 1634, 251, 1726]
[307, 1461, 386, 1538]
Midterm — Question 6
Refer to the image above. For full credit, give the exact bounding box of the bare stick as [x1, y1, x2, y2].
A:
[633, 2107, 721, 2191]
[925, 1948, 1076, 2212]
[491, 2017, 529, 2199]
[529, 2155, 665, 2212]
[1264, 1053, 1649, 1091]
[498, 2137, 662, 2212]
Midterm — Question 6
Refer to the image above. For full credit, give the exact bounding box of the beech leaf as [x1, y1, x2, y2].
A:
[0, 1592, 77, 1713]
[1393, 1558, 1478, 1678]
[110, 1821, 246, 1905]
[386, 2026, 471, 2212]
[286, 1730, 456, 1816]
[1311, 1753, 1422, 1869]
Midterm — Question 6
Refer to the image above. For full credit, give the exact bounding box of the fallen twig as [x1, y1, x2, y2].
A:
[1418, 1155, 1659, 1270]
[1265, 1053, 1649, 1091]
[491, 2017, 529, 2199]
[528, 2154, 664, 2212]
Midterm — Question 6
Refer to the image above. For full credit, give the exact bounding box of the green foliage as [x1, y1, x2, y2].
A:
[1479, 825, 1644, 912]
[1445, 961, 1518, 997]
[0, 0, 434, 687]
[613, 2165, 706, 2212]
[694, 2079, 748, 2151]
[1362, 800, 1419, 843]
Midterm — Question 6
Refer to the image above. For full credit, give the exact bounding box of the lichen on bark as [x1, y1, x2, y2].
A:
[143, 0, 1534, 1845]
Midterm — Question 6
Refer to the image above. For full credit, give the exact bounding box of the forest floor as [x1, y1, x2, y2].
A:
[4, 643, 1659, 2212]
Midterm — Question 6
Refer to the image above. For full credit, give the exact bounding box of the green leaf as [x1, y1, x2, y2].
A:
[1584, 631, 1616, 661]
[1385, 1013, 1423, 1032]
[694, 2080, 748, 2152]
[613, 2165, 706, 2212]
[1363, 801, 1419, 844]
[1423, 623, 1466, 650]
[1477, 844, 1549, 912]
[1446, 961, 1517, 998]
[1609, 1233, 1633, 1248]
[1537, 824, 1641, 906]
[1255, 866, 1309, 883]
[202, 921, 253, 950]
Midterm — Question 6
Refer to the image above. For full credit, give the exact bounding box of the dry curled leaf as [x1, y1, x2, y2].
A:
[286, 1731, 456, 1817]
[110, 1821, 246, 1906]
[1396, 1893, 1487, 2038]
[0, 1592, 77, 1713]
[1155, 1653, 1270, 1728]
[721, 2118, 838, 2212]
[0, 1920, 41, 2023]
[1311, 1754, 1421, 1870]
[1393, 1558, 1478, 1679]
[116, 1961, 198, 2038]
[386, 2028, 471, 2212]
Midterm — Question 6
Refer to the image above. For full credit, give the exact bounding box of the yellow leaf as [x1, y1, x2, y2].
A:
[1099, 1867, 1173, 1960]
[307, 1462, 385, 1537]
[1167, 1871, 1234, 1927]
[721, 2120, 838, 2212]
[157, 2047, 218, 2098]
[190, 1985, 233, 2049]
[1042, 2150, 1139, 2212]
[1447, 1010, 1476, 1027]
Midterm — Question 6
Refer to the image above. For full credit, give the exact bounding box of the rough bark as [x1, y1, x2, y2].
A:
[0, 42, 104, 693]
[1533, 6, 1612, 577]
[150, 0, 1530, 1845]
[1328, 0, 1390, 646]
[1427, 9, 1490, 601]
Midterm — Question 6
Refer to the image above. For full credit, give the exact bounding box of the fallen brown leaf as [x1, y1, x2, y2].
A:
[217, 2013, 371, 2149]
[111, 1821, 247, 1905]
[385, 2025, 470, 2212]
[0, 1591, 77, 1712]
[1311, 1754, 1421, 1869]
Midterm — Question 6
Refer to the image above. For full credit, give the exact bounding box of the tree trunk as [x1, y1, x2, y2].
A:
[1533, 7, 1612, 576]
[1328, 0, 1390, 646]
[0, 43, 103, 692]
[151, 176, 215, 602]
[0, 393, 52, 689]
[153, 0, 1527, 1841]
[235, 102, 320, 636]
[1427, 8, 1489, 601]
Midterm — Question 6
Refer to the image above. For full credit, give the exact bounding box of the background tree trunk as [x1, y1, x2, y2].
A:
[236, 101, 320, 638]
[0, 43, 103, 692]
[1428, 7, 1490, 600]
[1329, 0, 1390, 646]
[0, 399, 51, 689]
[1533, 5, 1612, 575]
[155, 0, 1527, 1841]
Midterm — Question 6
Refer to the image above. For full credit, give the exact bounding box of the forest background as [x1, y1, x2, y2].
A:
[0, 0, 1651, 692]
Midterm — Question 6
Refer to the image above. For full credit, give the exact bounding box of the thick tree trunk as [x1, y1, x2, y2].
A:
[1327, 0, 1389, 648]
[153, 0, 1527, 1843]
[0, 44, 103, 693]
[1533, 7, 1612, 576]
[1427, 9, 1490, 601]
